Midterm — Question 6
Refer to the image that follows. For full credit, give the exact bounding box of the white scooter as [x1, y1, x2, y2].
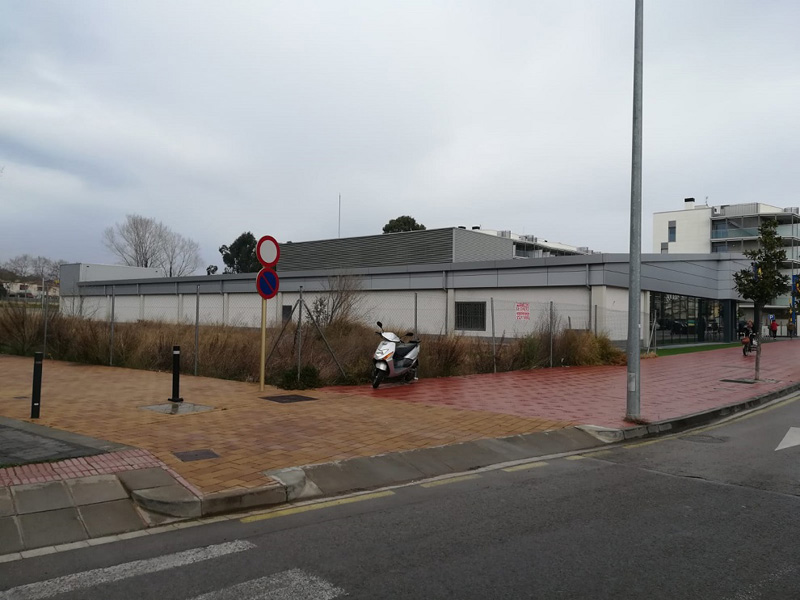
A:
[371, 322, 421, 388]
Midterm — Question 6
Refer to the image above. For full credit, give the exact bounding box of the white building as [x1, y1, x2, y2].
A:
[653, 198, 800, 326]
[60, 228, 751, 346]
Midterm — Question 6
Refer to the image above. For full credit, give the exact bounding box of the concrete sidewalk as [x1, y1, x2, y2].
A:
[1, 341, 799, 554]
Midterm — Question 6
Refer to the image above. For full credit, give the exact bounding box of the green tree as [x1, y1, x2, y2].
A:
[382, 215, 426, 234]
[733, 219, 790, 380]
[219, 232, 260, 274]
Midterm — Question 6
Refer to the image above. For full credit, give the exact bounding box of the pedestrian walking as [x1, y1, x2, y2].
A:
[770, 318, 778, 339]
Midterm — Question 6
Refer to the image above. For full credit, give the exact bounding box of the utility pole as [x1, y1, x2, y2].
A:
[626, 0, 644, 421]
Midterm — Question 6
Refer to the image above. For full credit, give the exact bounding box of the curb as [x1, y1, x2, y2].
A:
[132, 382, 800, 519]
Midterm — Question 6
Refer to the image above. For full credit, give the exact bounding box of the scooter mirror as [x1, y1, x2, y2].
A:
[377, 321, 383, 329]
[406, 332, 414, 337]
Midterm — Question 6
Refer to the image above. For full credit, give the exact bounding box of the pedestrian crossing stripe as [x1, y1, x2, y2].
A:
[188, 569, 344, 600]
[0, 540, 256, 600]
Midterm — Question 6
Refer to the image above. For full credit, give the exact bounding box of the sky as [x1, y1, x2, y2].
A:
[1, 0, 798, 271]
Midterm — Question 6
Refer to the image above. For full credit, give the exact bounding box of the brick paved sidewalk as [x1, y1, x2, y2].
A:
[0, 355, 570, 495]
[2, 342, 798, 496]
[332, 340, 800, 428]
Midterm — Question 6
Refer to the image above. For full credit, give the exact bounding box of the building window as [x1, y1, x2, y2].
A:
[282, 305, 294, 322]
[668, 221, 676, 243]
[455, 301, 486, 331]
[660, 242, 669, 254]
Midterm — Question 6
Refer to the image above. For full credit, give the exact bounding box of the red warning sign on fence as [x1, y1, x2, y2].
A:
[516, 302, 530, 321]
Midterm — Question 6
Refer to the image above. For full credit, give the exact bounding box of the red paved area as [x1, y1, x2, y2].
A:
[330, 341, 800, 429]
[0, 448, 200, 494]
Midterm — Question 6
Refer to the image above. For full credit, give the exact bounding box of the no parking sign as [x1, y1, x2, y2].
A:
[255, 235, 280, 300]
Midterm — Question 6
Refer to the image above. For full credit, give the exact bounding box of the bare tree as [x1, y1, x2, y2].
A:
[311, 274, 365, 326]
[103, 215, 165, 268]
[158, 230, 201, 277]
[3, 254, 33, 278]
[103, 214, 201, 276]
[1, 255, 68, 283]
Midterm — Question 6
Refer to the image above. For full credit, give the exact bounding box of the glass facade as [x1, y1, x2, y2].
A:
[649, 292, 730, 346]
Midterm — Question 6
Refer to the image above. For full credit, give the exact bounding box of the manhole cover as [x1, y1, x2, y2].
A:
[262, 395, 316, 403]
[173, 449, 220, 462]
[140, 403, 214, 414]
[684, 434, 728, 444]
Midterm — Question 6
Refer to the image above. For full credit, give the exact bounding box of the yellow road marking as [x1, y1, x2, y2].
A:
[420, 474, 480, 488]
[240, 491, 395, 523]
[565, 455, 585, 461]
[503, 461, 548, 472]
[584, 450, 612, 458]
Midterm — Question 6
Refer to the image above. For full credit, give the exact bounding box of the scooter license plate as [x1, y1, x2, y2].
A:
[752, 340, 758, 346]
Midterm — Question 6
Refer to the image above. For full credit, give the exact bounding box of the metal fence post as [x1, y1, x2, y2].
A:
[491, 297, 497, 373]
[43, 285, 49, 358]
[549, 300, 554, 368]
[195, 284, 200, 376]
[414, 292, 418, 336]
[109, 286, 116, 366]
[297, 286, 303, 382]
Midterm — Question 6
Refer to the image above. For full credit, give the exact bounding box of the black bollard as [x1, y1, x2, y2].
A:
[31, 352, 43, 419]
[168, 345, 184, 403]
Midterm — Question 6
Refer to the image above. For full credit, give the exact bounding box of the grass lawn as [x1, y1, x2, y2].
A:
[654, 343, 740, 357]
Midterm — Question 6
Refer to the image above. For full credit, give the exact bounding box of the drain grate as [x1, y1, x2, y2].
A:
[173, 449, 220, 462]
[262, 394, 316, 404]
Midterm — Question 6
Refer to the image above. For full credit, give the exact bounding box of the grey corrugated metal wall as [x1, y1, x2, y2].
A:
[278, 229, 455, 271]
[452, 228, 514, 262]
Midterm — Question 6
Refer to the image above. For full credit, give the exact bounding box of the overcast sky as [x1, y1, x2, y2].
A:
[1, 0, 798, 270]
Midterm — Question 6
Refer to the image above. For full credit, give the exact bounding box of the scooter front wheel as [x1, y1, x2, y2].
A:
[372, 369, 385, 389]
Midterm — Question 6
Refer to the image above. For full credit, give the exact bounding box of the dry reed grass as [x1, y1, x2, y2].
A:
[0, 304, 625, 387]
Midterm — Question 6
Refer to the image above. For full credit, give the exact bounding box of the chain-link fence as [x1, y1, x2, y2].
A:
[48, 286, 651, 375]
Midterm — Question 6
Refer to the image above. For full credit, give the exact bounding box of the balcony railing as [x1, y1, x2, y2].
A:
[711, 228, 759, 239]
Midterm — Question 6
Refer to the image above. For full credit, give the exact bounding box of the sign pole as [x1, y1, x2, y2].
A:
[260, 298, 267, 391]
[255, 234, 281, 392]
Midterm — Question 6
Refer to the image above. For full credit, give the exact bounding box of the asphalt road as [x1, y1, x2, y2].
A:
[4, 394, 800, 599]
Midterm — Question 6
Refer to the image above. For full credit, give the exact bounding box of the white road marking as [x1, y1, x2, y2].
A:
[189, 569, 345, 600]
[775, 427, 800, 451]
[0, 540, 256, 600]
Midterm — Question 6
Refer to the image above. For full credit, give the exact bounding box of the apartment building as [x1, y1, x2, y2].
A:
[653, 198, 800, 327]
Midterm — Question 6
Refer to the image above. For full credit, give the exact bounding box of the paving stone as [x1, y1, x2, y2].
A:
[18, 508, 87, 549]
[131, 485, 201, 518]
[118, 468, 177, 492]
[12, 481, 73, 515]
[396, 448, 455, 478]
[419, 442, 506, 473]
[0, 487, 14, 518]
[67, 475, 129, 506]
[0, 517, 23, 554]
[201, 485, 285, 516]
[78, 499, 146, 538]
[0, 425, 101, 466]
